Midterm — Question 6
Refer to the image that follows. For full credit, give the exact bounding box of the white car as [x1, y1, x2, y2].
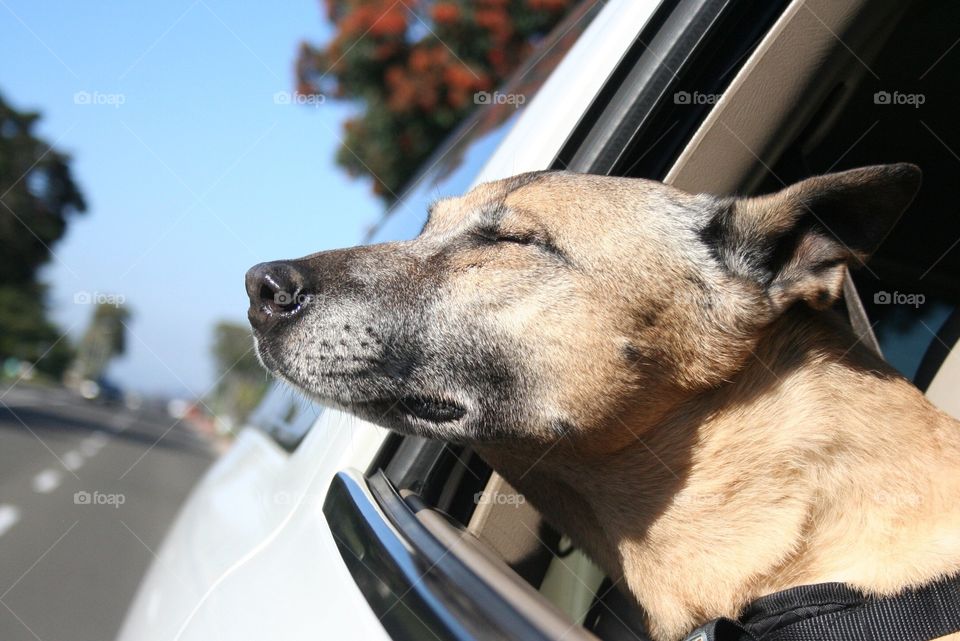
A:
[119, 0, 960, 638]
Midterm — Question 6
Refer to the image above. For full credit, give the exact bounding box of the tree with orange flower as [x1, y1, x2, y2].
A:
[296, 0, 576, 202]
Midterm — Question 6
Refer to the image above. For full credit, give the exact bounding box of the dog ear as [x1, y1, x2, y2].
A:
[708, 164, 921, 312]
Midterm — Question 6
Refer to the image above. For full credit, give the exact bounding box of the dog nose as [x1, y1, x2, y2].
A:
[245, 261, 310, 330]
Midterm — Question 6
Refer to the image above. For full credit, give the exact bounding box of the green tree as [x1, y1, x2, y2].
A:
[208, 322, 268, 427]
[0, 284, 73, 377]
[296, 0, 577, 202]
[0, 93, 86, 285]
[67, 303, 131, 382]
[0, 92, 86, 378]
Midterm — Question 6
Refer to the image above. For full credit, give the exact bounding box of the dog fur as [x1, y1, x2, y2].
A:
[247, 164, 960, 641]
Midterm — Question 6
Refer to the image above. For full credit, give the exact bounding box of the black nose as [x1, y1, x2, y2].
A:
[245, 261, 311, 331]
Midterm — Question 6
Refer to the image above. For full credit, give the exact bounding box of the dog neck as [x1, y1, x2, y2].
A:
[475, 308, 960, 641]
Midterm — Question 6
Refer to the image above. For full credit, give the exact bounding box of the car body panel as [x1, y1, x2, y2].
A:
[117, 415, 392, 641]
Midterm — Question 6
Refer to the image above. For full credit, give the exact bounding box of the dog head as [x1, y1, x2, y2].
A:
[246, 165, 920, 443]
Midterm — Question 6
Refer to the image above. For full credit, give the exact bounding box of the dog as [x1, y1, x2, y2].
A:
[246, 164, 960, 641]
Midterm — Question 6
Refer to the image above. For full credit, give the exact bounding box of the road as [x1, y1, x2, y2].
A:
[0, 383, 216, 641]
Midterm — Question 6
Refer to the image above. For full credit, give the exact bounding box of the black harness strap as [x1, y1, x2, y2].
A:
[685, 572, 960, 641]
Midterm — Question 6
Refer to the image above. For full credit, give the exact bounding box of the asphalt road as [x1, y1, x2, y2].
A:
[0, 383, 216, 641]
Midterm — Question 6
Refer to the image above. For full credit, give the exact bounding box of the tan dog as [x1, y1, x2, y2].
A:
[246, 164, 960, 641]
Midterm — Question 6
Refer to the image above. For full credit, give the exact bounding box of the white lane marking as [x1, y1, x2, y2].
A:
[63, 450, 84, 471]
[0, 504, 20, 537]
[80, 431, 109, 456]
[111, 414, 135, 433]
[32, 469, 62, 494]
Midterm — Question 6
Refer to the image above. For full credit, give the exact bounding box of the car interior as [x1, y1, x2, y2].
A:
[323, 0, 960, 639]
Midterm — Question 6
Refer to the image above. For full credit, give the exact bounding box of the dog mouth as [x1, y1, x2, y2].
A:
[397, 395, 466, 423]
[352, 394, 466, 425]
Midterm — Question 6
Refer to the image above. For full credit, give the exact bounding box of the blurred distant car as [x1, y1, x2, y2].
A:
[119, 1, 960, 640]
[2, 357, 34, 380]
[78, 376, 123, 405]
[95, 377, 123, 404]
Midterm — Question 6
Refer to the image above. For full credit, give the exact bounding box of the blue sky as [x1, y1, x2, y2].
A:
[0, 0, 384, 396]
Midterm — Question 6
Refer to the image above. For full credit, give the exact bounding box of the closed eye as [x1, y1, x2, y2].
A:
[472, 226, 571, 264]
[475, 228, 537, 246]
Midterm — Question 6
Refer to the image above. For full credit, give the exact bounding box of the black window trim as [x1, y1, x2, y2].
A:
[558, 0, 789, 178]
